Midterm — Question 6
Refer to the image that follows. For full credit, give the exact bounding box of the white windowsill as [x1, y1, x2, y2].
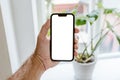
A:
[98, 52, 120, 60]
[41, 57, 120, 80]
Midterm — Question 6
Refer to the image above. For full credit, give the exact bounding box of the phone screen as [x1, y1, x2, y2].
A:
[50, 13, 74, 61]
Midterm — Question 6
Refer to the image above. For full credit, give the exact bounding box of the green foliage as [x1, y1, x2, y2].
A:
[75, 10, 99, 26]
[116, 35, 120, 45]
[73, 1, 120, 63]
[112, 31, 120, 45]
[76, 18, 86, 26]
[71, 9, 78, 15]
[114, 10, 120, 18]
[75, 54, 94, 63]
[87, 11, 99, 21]
[106, 21, 113, 30]
[96, 1, 104, 9]
[87, 10, 99, 25]
[104, 8, 115, 14]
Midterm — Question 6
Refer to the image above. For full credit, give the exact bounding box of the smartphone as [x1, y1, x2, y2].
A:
[50, 13, 75, 61]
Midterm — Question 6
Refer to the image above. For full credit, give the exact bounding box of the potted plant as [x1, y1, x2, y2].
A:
[72, 2, 120, 80]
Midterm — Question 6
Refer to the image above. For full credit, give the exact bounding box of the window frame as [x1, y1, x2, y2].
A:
[93, 0, 120, 58]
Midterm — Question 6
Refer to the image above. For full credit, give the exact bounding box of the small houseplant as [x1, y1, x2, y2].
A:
[72, 2, 120, 80]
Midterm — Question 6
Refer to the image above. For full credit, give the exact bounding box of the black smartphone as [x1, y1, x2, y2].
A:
[50, 13, 75, 61]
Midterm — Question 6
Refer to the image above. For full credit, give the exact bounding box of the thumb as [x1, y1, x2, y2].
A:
[39, 19, 50, 39]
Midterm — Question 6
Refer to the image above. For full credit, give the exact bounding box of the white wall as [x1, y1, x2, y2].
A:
[0, 7, 12, 80]
[9, 0, 36, 64]
[0, 0, 20, 73]
[36, 0, 47, 29]
[0, 0, 45, 78]
[0, 0, 38, 74]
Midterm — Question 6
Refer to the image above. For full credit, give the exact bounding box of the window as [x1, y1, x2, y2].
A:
[44, 0, 120, 57]
[99, 0, 120, 54]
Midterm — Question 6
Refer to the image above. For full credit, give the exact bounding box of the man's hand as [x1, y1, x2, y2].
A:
[34, 20, 58, 70]
[8, 19, 79, 80]
[34, 19, 79, 70]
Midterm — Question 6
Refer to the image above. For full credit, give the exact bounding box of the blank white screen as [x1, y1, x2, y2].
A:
[51, 14, 74, 60]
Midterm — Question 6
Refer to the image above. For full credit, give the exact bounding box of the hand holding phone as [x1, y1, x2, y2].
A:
[50, 13, 75, 61]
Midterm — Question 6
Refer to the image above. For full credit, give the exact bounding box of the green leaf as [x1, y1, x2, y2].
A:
[96, 1, 104, 9]
[114, 10, 120, 18]
[113, 31, 120, 45]
[71, 4, 78, 15]
[116, 35, 120, 45]
[106, 21, 112, 30]
[104, 8, 115, 14]
[86, 10, 99, 25]
[72, 9, 77, 15]
[87, 17, 96, 25]
[115, 12, 120, 17]
[76, 18, 86, 26]
[87, 11, 99, 20]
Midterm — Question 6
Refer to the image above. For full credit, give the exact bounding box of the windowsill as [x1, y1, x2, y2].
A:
[98, 52, 120, 60]
[41, 58, 120, 80]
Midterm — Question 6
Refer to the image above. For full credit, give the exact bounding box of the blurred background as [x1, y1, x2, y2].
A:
[0, 0, 120, 80]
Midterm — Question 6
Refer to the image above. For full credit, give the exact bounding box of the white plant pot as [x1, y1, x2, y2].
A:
[73, 60, 96, 80]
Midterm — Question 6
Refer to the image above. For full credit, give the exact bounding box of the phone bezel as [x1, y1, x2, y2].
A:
[50, 13, 75, 61]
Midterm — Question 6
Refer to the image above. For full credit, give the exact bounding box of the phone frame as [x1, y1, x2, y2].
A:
[50, 13, 75, 61]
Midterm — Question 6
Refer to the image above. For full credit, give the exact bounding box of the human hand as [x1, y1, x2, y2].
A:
[34, 19, 79, 70]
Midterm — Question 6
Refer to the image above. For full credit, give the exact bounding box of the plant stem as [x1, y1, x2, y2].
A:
[79, 34, 89, 56]
[114, 22, 120, 27]
[100, 15, 107, 37]
[91, 31, 109, 54]
[82, 28, 108, 56]
[91, 24, 94, 53]
[91, 17, 120, 54]
[82, 28, 105, 56]
[113, 17, 120, 26]
[82, 12, 120, 57]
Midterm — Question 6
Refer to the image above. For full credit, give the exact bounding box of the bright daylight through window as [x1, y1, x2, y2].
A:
[44, 0, 120, 56]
